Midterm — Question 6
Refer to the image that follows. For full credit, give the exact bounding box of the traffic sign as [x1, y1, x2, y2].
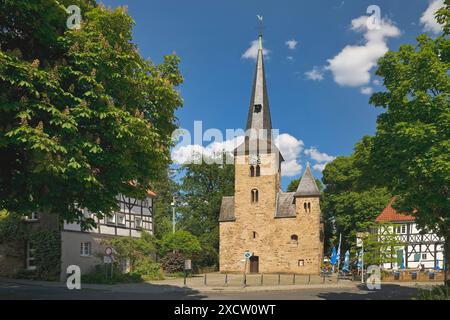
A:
[105, 247, 113, 256]
[243, 251, 253, 259]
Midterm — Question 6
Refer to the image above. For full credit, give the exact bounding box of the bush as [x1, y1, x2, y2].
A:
[130, 258, 164, 281]
[81, 264, 142, 284]
[161, 251, 185, 273]
[30, 230, 61, 280]
[416, 285, 450, 300]
[159, 230, 201, 258]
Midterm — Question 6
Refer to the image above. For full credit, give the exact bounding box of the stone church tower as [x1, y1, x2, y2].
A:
[219, 34, 324, 274]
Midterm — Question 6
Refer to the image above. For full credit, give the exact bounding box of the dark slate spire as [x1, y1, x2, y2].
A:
[245, 34, 272, 134]
[295, 164, 320, 197]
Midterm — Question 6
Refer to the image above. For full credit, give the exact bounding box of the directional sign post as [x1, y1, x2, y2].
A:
[243, 251, 253, 287]
[244, 251, 253, 259]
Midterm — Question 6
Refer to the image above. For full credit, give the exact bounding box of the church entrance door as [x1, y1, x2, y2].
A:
[250, 256, 259, 273]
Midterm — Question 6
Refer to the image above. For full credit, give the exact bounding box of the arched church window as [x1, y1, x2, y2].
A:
[291, 234, 298, 242]
[304, 202, 307, 212]
[250, 165, 255, 177]
[251, 189, 259, 203]
[254, 104, 262, 113]
[307, 202, 311, 212]
[253, 231, 257, 239]
[256, 165, 261, 177]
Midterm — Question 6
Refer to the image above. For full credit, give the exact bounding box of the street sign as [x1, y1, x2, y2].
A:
[243, 251, 253, 259]
[105, 247, 113, 256]
[103, 256, 112, 264]
[184, 259, 192, 271]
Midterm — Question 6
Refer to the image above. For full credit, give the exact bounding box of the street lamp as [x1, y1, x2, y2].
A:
[171, 196, 176, 234]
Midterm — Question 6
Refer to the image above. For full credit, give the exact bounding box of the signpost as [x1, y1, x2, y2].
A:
[243, 251, 253, 287]
[104, 247, 114, 279]
[356, 232, 368, 284]
[183, 259, 192, 286]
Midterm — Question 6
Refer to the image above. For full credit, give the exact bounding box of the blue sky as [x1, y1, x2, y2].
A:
[99, 0, 444, 189]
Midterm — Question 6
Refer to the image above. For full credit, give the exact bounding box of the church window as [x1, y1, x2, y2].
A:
[251, 189, 259, 203]
[253, 231, 257, 239]
[304, 202, 307, 212]
[298, 259, 304, 267]
[291, 234, 298, 242]
[256, 165, 261, 177]
[307, 202, 311, 212]
[254, 104, 262, 113]
[250, 165, 255, 177]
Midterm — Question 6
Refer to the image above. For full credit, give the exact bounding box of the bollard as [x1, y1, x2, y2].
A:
[225, 274, 228, 287]
[243, 273, 247, 287]
[204, 274, 207, 286]
[261, 274, 264, 286]
[323, 274, 325, 284]
[278, 274, 281, 285]
[293, 274, 296, 285]
[308, 274, 311, 285]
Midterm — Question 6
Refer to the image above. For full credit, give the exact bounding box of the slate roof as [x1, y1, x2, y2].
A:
[219, 196, 235, 222]
[274, 192, 296, 218]
[375, 198, 415, 223]
[295, 164, 320, 197]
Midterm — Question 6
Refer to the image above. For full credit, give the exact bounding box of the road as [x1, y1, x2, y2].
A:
[0, 280, 421, 300]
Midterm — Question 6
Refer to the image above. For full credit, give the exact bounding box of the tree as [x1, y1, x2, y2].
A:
[0, 1, 183, 227]
[369, 30, 450, 284]
[177, 154, 234, 251]
[321, 137, 392, 254]
[286, 177, 323, 193]
[159, 230, 201, 258]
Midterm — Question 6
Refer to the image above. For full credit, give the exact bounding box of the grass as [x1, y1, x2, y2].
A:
[415, 285, 450, 300]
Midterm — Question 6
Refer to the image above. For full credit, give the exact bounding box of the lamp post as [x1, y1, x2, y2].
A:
[171, 196, 176, 234]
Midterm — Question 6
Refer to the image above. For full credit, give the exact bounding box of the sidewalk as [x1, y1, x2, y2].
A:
[1, 276, 441, 294]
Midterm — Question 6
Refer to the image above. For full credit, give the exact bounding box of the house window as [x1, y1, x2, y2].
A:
[255, 165, 261, 177]
[135, 217, 143, 229]
[80, 242, 91, 257]
[26, 241, 36, 270]
[117, 213, 126, 226]
[401, 225, 406, 234]
[414, 253, 421, 262]
[251, 189, 259, 203]
[106, 214, 116, 225]
[422, 253, 427, 260]
[254, 104, 262, 113]
[24, 212, 39, 221]
[298, 259, 304, 267]
[250, 165, 255, 177]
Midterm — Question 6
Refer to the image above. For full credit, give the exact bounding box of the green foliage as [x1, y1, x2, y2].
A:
[29, 230, 61, 280]
[416, 285, 450, 300]
[159, 230, 201, 258]
[160, 251, 185, 273]
[0, 1, 183, 228]
[369, 31, 450, 283]
[81, 264, 142, 284]
[357, 223, 405, 267]
[130, 258, 164, 281]
[102, 231, 157, 272]
[436, 0, 450, 35]
[0, 210, 28, 243]
[153, 169, 179, 239]
[321, 137, 392, 253]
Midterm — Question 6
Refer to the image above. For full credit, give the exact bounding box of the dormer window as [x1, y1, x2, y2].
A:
[254, 104, 262, 113]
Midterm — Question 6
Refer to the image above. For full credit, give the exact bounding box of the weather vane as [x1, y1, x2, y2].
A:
[256, 15, 264, 36]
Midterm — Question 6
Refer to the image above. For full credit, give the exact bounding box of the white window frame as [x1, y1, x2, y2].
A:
[106, 214, 116, 225]
[422, 253, 427, 260]
[117, 213, 126, 226]
[80, 242, 91, 257]
[26, 241, 37, 270]
[135, 217, 142, 229]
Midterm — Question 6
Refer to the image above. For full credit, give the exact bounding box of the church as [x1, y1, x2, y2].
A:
[219, 34, 324, 274]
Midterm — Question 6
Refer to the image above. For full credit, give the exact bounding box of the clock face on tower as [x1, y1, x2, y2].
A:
[249, 154, 261, 165]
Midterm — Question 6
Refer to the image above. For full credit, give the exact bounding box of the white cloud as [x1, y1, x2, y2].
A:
[304, 147, 336, 163]
[242, 40, 270, 60]
[326, 16, 400, 87]
[171, 136, 245, 165]
[312, 163, 327, 172]
[372, 79, 381, 86]
[420, 0, 444, 34]
[305, 66, 324, 81]
[360, 86, 373, 95]
[285, 39, 298, 50]
[275, 133, 304, 177]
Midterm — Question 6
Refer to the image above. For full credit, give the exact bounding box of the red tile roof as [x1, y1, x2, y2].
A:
[375, 198, 415, 223]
